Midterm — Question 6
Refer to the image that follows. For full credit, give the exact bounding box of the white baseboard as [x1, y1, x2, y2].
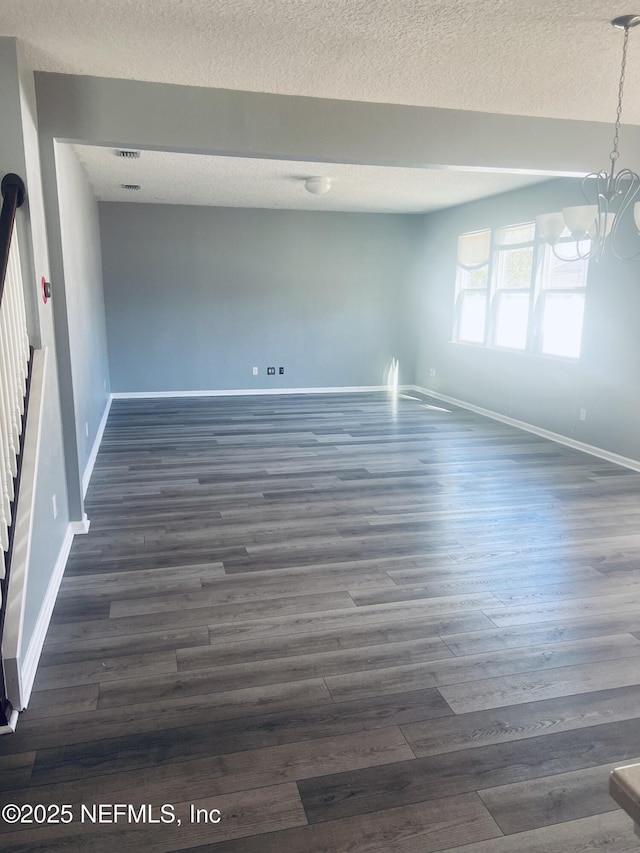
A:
[82, 394, 112, 497]
[0, 708, 20, 734]
[18, 524, 74, 710]
[410, 385, 640, 473]
[2, 521, 75, 725]
[111, 385, 392, 399]
[70, 513, 90, 535]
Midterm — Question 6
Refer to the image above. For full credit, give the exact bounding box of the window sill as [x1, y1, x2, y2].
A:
[448, 340, 581, 365]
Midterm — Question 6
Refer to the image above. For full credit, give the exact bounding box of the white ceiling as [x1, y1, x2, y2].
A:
[3, 1, 640, 124]
[8, 1, 637, 212]
[71, 145, 549, 213]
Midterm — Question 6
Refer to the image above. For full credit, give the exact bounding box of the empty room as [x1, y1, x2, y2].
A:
[2, 2, 640, 851]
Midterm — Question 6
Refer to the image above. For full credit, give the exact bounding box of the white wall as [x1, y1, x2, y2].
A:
[54, 143, 110, 486]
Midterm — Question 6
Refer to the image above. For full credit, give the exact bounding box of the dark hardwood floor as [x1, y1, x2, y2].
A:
[3, 391, 640, 851]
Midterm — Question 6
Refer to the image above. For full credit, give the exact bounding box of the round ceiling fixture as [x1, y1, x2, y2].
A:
[304, 176, 331, 195]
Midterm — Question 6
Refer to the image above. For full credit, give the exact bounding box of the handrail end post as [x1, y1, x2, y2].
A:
[1, 174, 26, 208]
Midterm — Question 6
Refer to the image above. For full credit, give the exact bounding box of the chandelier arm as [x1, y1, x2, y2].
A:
[610, 176, 640, 260]
[609, 242, 640, 262]
[551, 241, 599, 263]
[613, 168, 639, 193]
[582, 172, 610, 205]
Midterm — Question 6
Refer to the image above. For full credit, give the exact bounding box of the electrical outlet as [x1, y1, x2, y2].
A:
[579, 408, 587, 421]
[279, 367, 284, 375]
[52, 494, 57, 520]
[103, 379, 107, 391]
[429, 368, 436, 378]
[252, 366, 258, 376]
[85, 421, 89, 437]
[267, 367, 276, 375]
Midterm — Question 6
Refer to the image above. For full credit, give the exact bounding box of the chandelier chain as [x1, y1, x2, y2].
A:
[611, 25, 631, 162]
[538, 16, 640, 262]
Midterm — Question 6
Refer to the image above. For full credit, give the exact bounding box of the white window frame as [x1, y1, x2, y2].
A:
[452, 222, 589, 361]
[453, 229, 492, 346]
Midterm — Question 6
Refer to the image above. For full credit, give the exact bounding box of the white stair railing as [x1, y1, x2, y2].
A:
[0, 221, 29, 585]
[0, 173, 29, 731]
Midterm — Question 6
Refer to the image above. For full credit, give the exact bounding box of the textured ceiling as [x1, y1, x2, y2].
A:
[71, 145, 548, 213]
[3, 1, 640, 124]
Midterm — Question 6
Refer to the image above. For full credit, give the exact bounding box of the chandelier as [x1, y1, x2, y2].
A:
[537, 15, 640, 261]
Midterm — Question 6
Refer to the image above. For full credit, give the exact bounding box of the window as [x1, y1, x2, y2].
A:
[492, 224, 535, 350]
[537, 242, 588, 359]
[454, 230, 490, 345]
[453, 222, 589, 359]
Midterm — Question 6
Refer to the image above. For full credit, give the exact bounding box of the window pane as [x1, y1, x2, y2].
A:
[540, 292, 585, 358]
[458, 291, 487, 343]
[494, 292, 530, 350]
[458, 265, 489, 290]
[497, 247, 533, 289]
[544, 250, 589, 289]
[495, 223, 536, 245]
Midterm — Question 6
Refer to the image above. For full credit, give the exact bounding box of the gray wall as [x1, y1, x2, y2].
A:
[54, 143, 110, 484]
[99, 181, 640, 465]
[99, 203, 415, 392]
[32, 68, 640, 459]
[34, 71, 640, 178]
[411, 178, 640, 462]
[0, 39, 71, 656]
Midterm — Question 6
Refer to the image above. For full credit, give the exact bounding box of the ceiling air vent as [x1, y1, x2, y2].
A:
[121, 184, 141, 191]
[115, 150, 140, 159]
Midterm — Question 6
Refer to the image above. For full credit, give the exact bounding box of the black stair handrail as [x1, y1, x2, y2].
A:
[0, 173, 26, 309]
[0, 172, 27, 729]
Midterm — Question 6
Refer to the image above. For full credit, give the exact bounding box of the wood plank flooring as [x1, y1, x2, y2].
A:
[3, 391, 640, 851]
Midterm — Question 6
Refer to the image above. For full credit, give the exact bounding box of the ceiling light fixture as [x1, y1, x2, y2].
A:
[537, 14, 640, 261]
[304, 176, 331, 195]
